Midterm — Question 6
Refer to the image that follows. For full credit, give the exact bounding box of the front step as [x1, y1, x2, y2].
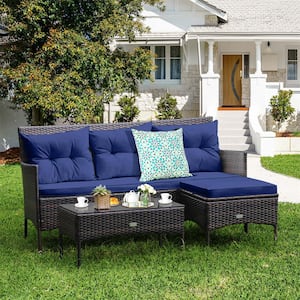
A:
[218, 110, 255, 152]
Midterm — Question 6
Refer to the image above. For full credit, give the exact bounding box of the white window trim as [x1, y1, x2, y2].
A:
[142, 45, 182, 86]
[286, 47, 299, 87]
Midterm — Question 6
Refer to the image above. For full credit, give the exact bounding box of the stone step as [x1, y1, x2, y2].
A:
[217, 111, 249, 121]
[217, 109, 254, 152]
[218, 128, 250, 136]
[219, 136, 252, 144]
[219, 143, 255, 152]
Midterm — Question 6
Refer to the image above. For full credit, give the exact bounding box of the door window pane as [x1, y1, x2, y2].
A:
[288, 49, 297, 80]
[243, 54, 249, 79]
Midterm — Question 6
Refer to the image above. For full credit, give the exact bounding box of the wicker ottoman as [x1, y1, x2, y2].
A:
[178, 177, 278, 245]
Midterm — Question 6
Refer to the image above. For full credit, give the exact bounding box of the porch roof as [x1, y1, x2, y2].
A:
[190, 0, 300, 35]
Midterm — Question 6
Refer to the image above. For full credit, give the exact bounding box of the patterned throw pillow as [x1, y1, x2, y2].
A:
[132, 128, 191, 182]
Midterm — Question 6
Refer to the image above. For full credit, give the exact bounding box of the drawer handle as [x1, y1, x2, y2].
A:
[236, 214, 244, 219]
[129, 222, 138, 227]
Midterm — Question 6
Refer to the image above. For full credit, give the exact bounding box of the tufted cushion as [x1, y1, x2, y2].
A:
[152, 121, 221, 172]
[20, 127, 95, 184]
[180, 176, 277, 198]
[89, 122, 152, 179]
[132, 128, 191, 182]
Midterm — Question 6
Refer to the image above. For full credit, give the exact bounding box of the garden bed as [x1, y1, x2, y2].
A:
[0, 147, 20, 165]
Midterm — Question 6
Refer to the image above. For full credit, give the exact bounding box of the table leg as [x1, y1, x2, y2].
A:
[274, 224, 278, 241]
[24, 218, 28, 238]
[59, 232, 63, 259]
[181, 231, 185, 250]
[159, 234, 163, 247]
[77, 240, 81, 268]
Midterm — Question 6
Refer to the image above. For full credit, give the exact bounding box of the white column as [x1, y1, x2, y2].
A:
[207, 41, 214, 75]
[201, 73, 220, 120]
[255, 41, 262, 75]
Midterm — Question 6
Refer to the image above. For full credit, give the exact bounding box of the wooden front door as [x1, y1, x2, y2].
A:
[223, 55, 242, 106]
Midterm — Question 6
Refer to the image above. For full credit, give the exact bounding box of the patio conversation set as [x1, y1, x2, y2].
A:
[18, 117, 278, 265]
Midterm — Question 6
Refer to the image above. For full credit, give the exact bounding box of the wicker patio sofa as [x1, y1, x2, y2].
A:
[18, 117, 278, 250]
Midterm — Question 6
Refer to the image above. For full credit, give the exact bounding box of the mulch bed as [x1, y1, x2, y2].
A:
[0, 147, 20, 165]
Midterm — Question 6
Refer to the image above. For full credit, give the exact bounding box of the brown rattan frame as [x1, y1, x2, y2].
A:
[19, 117, 214, 250]
[178, 189, 278, 245]
[18, 117, 274, 250]
[58, 199, 185, 267]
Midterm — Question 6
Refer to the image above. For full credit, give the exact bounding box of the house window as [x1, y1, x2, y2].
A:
[155, 46, 166, 80]
[141, 45, 181, 82]
[170, 46, 181, 79]
[287, 49, 298, 80]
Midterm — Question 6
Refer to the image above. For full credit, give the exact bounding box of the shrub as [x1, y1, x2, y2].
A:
[156, 93, 182, 120]
[114, 95, 140, 122]
[269, 90, 294, 132]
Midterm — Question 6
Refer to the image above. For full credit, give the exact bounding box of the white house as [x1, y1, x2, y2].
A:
[111, 0, 300, 156]
[2, 0, 300, 155]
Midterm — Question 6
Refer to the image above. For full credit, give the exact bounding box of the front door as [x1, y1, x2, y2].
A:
[223, 55, 242, 106]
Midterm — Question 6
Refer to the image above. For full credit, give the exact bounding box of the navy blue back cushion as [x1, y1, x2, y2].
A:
[89, 122, 152, 179]
[152, 121, 221, 172]
[20, 127, 95, 184]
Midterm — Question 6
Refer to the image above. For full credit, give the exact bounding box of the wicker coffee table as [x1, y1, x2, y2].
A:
[58, 199, 185, 267]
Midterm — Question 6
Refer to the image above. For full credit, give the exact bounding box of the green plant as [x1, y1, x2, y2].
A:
[156, 93, 182, 120]
[92, 185, 111, 196]
[269, 89, 295, 132]
[114, 95, 140, 122]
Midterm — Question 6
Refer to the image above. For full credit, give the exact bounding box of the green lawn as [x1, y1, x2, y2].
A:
[0, 164, 299, 299]
[261, 154, 300, 179]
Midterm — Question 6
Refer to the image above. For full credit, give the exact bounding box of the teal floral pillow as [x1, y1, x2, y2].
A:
[132, 128, 191, 182]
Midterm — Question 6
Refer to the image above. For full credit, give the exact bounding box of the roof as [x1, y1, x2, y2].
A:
[189, 0, 300, 35]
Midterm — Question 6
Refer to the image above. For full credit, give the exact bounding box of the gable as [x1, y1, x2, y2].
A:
[142, 0, 226, 36]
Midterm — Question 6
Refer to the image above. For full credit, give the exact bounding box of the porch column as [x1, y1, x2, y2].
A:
[207, 41, 215, 74]
[255, 41, 262, 75]
[201, 73, 220, 120]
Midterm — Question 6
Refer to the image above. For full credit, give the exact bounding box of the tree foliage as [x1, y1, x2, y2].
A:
[0, 0, 164, 125]
[269, 90, 294, 132]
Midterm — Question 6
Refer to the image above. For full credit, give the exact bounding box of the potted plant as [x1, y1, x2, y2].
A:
[93, 185, 111, 210]
[137, 184, 156, 207]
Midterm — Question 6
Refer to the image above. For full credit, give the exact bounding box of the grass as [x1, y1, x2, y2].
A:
[0, 164, 300, 299]
[261, 154, 300, 179]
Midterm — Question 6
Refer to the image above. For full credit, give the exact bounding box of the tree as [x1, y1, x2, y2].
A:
[0, 0, 164, 125]
[156, 93, 182, 120]
[269, 90, 295, 132]
[114, 95, 140, 123]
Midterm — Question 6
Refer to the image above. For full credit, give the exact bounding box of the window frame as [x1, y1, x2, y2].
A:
[286, 47, 300, 87]
[142, 45, 182, 85]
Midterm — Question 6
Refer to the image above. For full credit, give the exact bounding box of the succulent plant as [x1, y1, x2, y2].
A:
[92, 185, 111, 196]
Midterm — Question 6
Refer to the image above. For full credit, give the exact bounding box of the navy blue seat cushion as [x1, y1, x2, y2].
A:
[20, 127, 95, 184]
[39, 175, 186, 197]
[152, 121, 221, 172]
[180, 176, 277, 198]
[38, 172, 235, 197]
[89, 122, 152, 180]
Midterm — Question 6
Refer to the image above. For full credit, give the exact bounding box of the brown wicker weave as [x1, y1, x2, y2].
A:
[18, 117, 261, 251]
[19, 117, 214, 250]
[178, 189, 278, 245]
[58, 199, 185, 267]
